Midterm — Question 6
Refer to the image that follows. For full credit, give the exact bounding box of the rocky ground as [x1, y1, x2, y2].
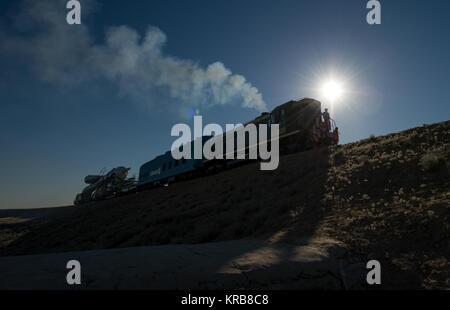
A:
[0, 238, 352, 290]
[0, 120, 449, 289]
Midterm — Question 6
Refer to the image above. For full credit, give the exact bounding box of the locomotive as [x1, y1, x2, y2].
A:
[74, 98, 338, 204]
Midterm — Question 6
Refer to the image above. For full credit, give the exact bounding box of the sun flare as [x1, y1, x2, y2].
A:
[321, 80, 343, 102]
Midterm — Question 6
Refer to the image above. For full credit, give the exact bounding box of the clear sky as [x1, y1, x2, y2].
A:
[0, 0, 449, 209]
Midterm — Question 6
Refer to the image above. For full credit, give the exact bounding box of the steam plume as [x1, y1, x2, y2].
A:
[0, 0, 266, 111]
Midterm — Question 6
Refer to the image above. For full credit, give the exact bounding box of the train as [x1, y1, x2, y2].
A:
[74, 98, 338, 204]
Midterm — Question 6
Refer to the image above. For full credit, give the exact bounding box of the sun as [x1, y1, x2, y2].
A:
[321, 80, 343, 102]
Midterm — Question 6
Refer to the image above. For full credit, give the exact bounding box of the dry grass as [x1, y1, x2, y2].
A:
[420, 150, 446, 172]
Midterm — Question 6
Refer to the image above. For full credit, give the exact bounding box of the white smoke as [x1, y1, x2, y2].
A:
[0, 0, 266, 112]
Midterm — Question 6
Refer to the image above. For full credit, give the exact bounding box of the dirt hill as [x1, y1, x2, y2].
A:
[1, 120, 449, 289]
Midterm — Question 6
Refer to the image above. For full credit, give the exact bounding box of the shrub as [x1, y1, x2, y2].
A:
[420, 151, 445, 172]
[358, 155, 370, 165]
[397, 135, 413, 147]
[331, 149, 345, 165]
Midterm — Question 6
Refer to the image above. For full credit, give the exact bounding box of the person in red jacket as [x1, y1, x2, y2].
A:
[333, 127, 339, 145]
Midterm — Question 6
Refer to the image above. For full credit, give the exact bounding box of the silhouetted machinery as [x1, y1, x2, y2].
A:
[74, 167, 136, 204]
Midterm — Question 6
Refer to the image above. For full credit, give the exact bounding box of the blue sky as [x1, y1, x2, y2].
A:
[0, 0, 449, 209]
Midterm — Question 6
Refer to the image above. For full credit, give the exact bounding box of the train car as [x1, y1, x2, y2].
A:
[138, 136, 212, 189]
[74, 167, 136, 205]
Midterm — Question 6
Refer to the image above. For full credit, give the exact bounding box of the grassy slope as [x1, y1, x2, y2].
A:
[1, 121, 449, 289]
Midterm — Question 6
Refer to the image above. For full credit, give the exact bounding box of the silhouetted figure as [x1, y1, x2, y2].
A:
[323, 108, 331, 131]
